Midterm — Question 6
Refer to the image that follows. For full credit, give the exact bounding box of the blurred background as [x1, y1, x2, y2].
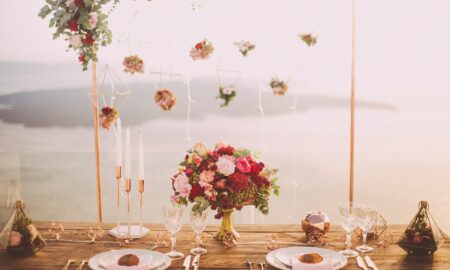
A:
[0, 0, 449, 233]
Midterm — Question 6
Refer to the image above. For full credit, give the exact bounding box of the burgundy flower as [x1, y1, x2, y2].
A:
[252, 175, 270, 188]
[185, 167, 193, 176]
[189, 184, 204, 201]
[78, 54, 86, 62]
[216, 146, 234, 156]
[247, 157, 264, 175]
[82, 33, 95, 45]
[74, 0, 85, 8]
[101, 106, 113, 115]
[228, 172, 249, 192]
[67, 19, 78, 32]
[214, 179, 226, 190]
[195, 42, 203, 50]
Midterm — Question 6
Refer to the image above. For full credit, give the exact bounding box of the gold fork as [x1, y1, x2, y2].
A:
[62, 258, 76, 270]
[76, 259, 88, 270]
[258, 256, 266, 270]
[245, 255, 254, 270]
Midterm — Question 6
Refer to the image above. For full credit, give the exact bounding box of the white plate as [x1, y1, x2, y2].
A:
[88, 249, 171, 270]
[267, 247, 347, 270]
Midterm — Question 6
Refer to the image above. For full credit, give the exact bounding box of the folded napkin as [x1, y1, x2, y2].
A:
[106, 255, 153, 270]
[292, 257, 333, 270]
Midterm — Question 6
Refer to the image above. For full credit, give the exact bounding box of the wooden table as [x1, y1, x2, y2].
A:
[0, 222, 449, 269]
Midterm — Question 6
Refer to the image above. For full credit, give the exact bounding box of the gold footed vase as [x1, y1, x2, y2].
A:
[214, 209, 240, 246]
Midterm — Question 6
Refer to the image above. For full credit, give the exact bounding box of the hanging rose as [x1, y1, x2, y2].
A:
[270, 79, 289, 96]
[155, 89, 177, 111]
[99, 106, 119, 130]
[299, 33, 318, 47]
[217, 85, 237, 107]
[190, 39, 214, 60]
[234, 41, 256, 57]
[123, 55, 145, 74]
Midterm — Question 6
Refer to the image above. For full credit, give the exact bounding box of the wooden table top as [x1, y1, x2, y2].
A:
[0, 222, 449, 270]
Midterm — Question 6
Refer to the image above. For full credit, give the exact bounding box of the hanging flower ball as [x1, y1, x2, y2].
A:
[123, 55, 144, 74]
[234, 40, 256, 57]
[270, 79, 289, 96]
[217, 85, 236, 107]
[190, 39, 214, 60]
[99, 106, 119, 130]
[299, 33, 318, 47]
[155, 89, 177, 111]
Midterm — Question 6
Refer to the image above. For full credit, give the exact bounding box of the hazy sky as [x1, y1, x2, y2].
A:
[1, 0, 450, 101]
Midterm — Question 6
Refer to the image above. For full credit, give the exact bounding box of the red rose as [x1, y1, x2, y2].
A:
[78, 54, 86, 62]
[189, 184, 204, 201]
[228, 172, 249, 192]
[82, 33, 95, 45]
[74, 0, 85, 8]
[195, 42, 203, 50]
[236, 157, 251, 173]
[217, 146, 234, 156]
[68, 19, 78, 32]
[101, 106, 113, 115]
[185, 167, 193, 176]
[247, 157, 264, 175]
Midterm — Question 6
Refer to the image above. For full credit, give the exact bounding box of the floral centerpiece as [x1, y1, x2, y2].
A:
[155, 89, 177, 111]
[170, 143, 280, 243]
[123, 55, 144, 74]
[38, 0, 119, 70]
[217, 86, 237, 107]
[190, 39, 214, 60]
[99, 106, 119, 129]
[299, 33, 318, 47]
[234, 40, 256, 57]
[270, 79, 289, 96]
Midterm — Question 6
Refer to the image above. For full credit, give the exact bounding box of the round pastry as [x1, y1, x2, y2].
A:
[118, 254, 140, 266]
[298, 253, 324, 264]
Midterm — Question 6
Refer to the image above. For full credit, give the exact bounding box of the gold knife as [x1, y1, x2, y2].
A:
[356, 256, 369, 270]
[365, 256, 378, 270]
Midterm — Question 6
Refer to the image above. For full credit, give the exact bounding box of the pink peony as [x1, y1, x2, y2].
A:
[199, 170, 215, 187]
[216, 155, 236, 176]
[9, 231, 22, 246]
[236, 157, 251, 173]
[69, 34, 82, 48]
[173, 172, 192, 198]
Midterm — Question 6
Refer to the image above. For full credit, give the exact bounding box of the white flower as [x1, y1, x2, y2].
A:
[216, 155, 236, 176]
[69, 34, 82, 48]
[193, 142, 209, 156]
[87, 12, 98, 30]
[221, 86, 234, 95]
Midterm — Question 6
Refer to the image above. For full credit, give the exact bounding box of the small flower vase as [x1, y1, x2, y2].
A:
[214, 209, 240, 245]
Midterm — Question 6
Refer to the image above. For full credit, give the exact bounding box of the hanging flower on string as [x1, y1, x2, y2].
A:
[99, 106, 119, 130]
[38, 0, 119, 70]
[234, 41, 256, 57]
[270, 79, 289, 96]
[299, 33, 318, 47]
[123, 55, 144, 74]
[155, 89, 177, 111]
[217, 86, 237, 108]
[190, 39, 214, 60]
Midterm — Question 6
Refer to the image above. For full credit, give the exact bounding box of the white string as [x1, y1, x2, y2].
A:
[185, 77, 194, 148]
[290, 91, 300, 220]
[257, 82, 267, 159]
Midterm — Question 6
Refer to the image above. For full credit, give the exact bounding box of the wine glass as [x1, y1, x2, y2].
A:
[338, 202, 359, 257]
[163, 204, 185, 260]
[354, 206, 377, 253]
[190, 209, 208, 255]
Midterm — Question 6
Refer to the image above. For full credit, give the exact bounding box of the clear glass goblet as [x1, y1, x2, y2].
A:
[355, 206, 377, 253]
[163, 204, 185, 260]
[190, 209, 208, 255]
[338, 202, 359, 257]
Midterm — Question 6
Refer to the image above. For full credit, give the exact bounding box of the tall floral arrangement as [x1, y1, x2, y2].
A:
[171, 143, 279, 241]
[38, 0, 119, 70]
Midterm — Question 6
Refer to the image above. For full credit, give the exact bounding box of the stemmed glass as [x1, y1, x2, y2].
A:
[354, 206, 377, 253]
[190, 209, 208, 255]
[338, 202, 359, 257]
[163, 204, 185, 260]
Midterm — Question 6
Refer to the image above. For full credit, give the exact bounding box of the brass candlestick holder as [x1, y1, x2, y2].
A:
[115, 166, 122, 231]
[124, 178, 132, 238]
[138, 180, 144, 233]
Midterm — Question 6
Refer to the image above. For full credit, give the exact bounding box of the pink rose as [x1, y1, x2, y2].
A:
[216, 155, 236, 176]
[87, 12, 98, 30]
[199, 170, 215, 187]
[28, 224, 38, 242]
[215, 179, 226, 190]
[173, 172, 192, 198]
[236, 157, 251, 173]
[9, 231, 22, 246]
[192, 153, 202, 167]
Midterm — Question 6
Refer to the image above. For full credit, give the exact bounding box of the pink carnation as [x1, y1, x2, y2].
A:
[236, 157, 251, 173]
[199, 170, 215, 187]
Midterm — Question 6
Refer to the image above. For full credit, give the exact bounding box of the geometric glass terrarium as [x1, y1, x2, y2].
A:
[398, 201, 445, 255]
[0, 200, 46, 256]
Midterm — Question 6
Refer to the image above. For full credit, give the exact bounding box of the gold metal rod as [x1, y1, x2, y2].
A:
[349, 0, 356, 206]
[92, 59, 103, 223]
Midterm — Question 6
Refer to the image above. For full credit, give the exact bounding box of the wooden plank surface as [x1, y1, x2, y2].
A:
[0, 222, 449, 269]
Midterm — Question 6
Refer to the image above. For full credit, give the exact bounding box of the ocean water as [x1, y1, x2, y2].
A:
[0, 62, 449, 235]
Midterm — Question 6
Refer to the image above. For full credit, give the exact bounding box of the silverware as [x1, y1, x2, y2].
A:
[62, 258, 77, 270]
[365, 256, 378, 270]
[183, 255, 192, 270]
[258, 256, 266, 270]
[245, 256, 254, 270]
[76, 259, 88, 270]
[356, 256, 368, 270]
[148, 243, 159, 250]
[192, 254, 200, 270]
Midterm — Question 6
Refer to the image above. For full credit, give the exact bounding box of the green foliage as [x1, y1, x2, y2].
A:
[216, 87, 236, 107]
